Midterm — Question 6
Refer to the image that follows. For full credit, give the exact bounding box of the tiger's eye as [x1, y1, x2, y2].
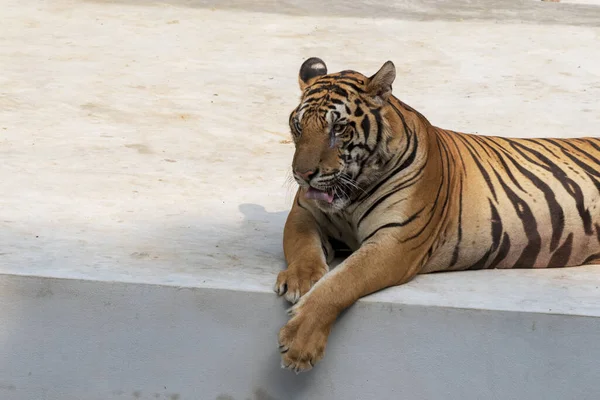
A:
[333, 124, 345, 134]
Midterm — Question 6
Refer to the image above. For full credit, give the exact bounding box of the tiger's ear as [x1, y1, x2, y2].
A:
[367, 61, 396, 104]
[298, 57, 328, 91]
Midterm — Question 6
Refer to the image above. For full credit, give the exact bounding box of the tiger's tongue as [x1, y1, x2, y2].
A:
[305, 187, 334, 203]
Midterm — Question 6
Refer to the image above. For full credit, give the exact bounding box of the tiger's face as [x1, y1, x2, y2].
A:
[289, 57, 396, 213]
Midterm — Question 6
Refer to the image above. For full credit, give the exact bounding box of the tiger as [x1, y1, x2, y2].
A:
[274, 57, 600, 373]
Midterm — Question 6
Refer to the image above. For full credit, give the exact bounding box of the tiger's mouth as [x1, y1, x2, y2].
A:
[305, 187, 335, 204]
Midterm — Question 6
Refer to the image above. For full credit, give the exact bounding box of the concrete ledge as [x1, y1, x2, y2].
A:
[2, 274, 600, 400]
[2, 0, 600, 398]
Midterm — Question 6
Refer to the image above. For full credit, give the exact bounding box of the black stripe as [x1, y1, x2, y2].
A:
[562, 140, 600, 166]
[553, 141, 600, 192]
[305, 87, 326, 97]
[351, 104, 409, 193]
[330, 86, 349, 97]
[357, 165, 425, 228]
[361, 115, 371, 144]
[296, 195, 308, 211]
[582, 252, 600, 265]
[467, 249, 494, 270]
[405, 134, 451, 249]
[372, 108, 383, 145]
[336, 74, 364, 85]
[505, 139, 594, 235]
[354, 106, 364, 117]
[345, 142, 372, 154]
[469, 134, 494, 159]
[513, 164, 565, 252]
[337, 77, 365, 86]
[362, 208, 424, 243]
[433, 133, 454, 220]
[468, 200, 503, 270]
[489, 201, 504, 257]
[337, 81, 363, 94]
[582, 138, 600, 153]
[444, 131, 467, 175]
[492, 169, 542, 269]
[487, 232, 512, 270]
[449, 176, 464, 267]
[585, 174, 600, 193]
[482, 138, 525, 192]
[302, 97, 322, 104]
[356, 122, 417, 203]
[547, 233, 574, 268]
[557, 141, 600, 175]
[523, 138, 560, 157]
[454, 134, 498, 201]
[485, 140, 565, 251]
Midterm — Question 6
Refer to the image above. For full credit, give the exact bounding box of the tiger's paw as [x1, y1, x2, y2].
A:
[278, 302, 332, 373]
[274, 262, 327, 304]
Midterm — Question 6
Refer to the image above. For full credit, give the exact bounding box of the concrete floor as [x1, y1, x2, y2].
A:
[1, 0, 600, 398]
[2, 0, 600, 308]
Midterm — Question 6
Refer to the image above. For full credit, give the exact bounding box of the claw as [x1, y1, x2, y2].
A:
[278, 344, 289, 354]
[281, 360, 291, 369]
[275, 283, 287, 296]
[285, 290, 300, 304]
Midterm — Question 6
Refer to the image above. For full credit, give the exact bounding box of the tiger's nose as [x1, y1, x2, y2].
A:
[295, 169, 316, 182]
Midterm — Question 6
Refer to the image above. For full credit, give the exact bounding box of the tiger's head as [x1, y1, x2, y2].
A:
[289, 57, 397, 212]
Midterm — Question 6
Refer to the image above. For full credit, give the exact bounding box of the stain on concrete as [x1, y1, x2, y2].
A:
[130, 251, 152, 259]
[133, 390, 142, 398]
[125, 144, 153, 155]
[81, 102, 138, 123]
[218, 388, 279, 400]
[35, 287, 53, 298]
[0, 384, 16, 391]
[253, 388, 279, 400]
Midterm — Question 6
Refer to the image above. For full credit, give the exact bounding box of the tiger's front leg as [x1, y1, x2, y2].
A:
[274, 193, 333, 304]
[278, 232, 424, 373]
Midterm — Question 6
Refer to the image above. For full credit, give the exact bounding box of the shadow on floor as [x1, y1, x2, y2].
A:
[87, 0, 600, 27]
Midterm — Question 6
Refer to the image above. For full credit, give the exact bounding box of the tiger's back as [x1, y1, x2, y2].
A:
[424, 133, 600, 272]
